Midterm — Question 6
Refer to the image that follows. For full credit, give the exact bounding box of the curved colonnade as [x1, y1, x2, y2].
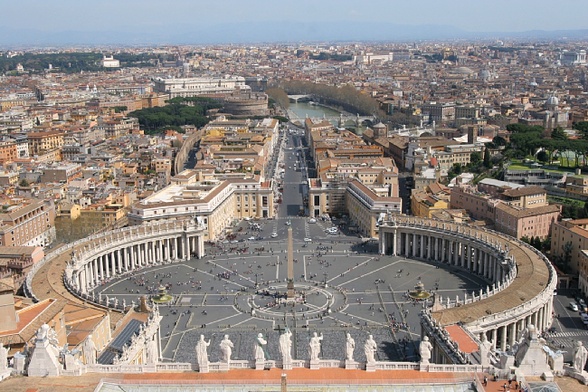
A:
[25, 220, 206, 310]
[379, 215, 557, 363]
[25, 215, 556, 368]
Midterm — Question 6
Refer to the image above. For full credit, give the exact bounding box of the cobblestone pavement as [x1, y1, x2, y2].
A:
[94, 234, 487, 364]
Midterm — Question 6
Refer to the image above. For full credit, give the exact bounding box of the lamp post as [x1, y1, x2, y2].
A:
[255, 273, 262, 289]
[323, 272, 328, 288]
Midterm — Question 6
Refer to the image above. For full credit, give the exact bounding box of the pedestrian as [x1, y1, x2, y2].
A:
[483, 376, 487, 386]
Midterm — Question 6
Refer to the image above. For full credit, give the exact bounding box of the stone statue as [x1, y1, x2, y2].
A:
[219, 335, 234, 363]
[0, 343, 7, 371]
[479, 333, 493, 366]
[364, 335, 377, 364]
[146, 337, 158, 364]
[419, 336, 433, 364]
[345, 333, 355, 361]
[309, 332, 323, 361]
[255, 333, 267, 361]
[196, 335, 210, 367]
[83, 334, 97, 365]
[279, 328, 292, 363]
[573, 340, 588, 372]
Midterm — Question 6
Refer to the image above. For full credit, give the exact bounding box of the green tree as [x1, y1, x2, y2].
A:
[19, 179, 29, 187]
[483, 147, 491, 168]
[551, 127, 568, 140]
[470, 151, 482, 165]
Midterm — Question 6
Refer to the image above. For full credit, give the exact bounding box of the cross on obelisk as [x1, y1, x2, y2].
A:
[287, 227, 295, 299]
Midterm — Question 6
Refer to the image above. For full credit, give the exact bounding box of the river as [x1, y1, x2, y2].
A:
[287, 101, 341, 126]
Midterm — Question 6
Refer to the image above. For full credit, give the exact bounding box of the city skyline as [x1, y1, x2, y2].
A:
[1, 0, 588, 46]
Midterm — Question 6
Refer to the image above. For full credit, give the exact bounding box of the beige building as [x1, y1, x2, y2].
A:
[552, 219, 588, 276]
[451, 179, 559, 240]
[0, 198, 56, 247]
[27, 130, 65, 157]
[128, 171, 274, 240]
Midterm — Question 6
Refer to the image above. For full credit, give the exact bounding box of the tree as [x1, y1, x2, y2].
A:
[483, 147, 491, 168]
[19, 179, 29, 187]
[551, 127, 568, 140]
[470, 151, 482, 165]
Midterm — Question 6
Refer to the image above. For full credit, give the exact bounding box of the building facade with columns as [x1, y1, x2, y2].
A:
[378, 215, 556, 364]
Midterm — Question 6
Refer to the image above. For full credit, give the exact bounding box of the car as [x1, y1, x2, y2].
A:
[271, 233, 278, 238]
[248, 236, 256, 241]
[309, 218, 317, 224]
[304, 238, 312, 242]
[570, 302, 579, 311]
[285, 221, 291, 226]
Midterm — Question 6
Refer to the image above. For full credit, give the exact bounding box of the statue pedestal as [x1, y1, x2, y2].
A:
[282, 360, 292, 370]
[309, 359, 320, 370]
[28, 338, 61, 377]
[365, 362, 376, 372]
[198, 363, 209, 373]
[345, 360, 357, 369]
[218, 362, 229, 372]
[255, 359, 265, 370]
[419, 361, 429, 372]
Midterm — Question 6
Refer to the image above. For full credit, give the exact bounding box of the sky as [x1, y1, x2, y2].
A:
[1, 0, 587, 45]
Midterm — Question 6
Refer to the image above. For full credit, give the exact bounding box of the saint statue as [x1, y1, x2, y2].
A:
[419, 336, 433, 364]
[573, 340, 588, 373]
[364, 335, 377, 364]
[255, 333, 267, 361]
[195, 334, 210, 367]
[219, 335, 234, 363]
[83, 334, 97, 365]
[279, 328, 292, 363]
[345, 333, 355, 361]
[309, 332, 323, 361]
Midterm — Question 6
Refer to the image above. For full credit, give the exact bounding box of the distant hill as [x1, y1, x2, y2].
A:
[1, 22, 587, 47]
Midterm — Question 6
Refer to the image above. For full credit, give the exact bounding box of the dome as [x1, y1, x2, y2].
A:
[452, 66, 475, 75]
[373, 122, 386, 129]
[480, 69, 491, 81]
[546, 95, 559, 106]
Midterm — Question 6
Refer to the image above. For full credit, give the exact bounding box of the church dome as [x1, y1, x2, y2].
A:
[546, 95, 559, 106]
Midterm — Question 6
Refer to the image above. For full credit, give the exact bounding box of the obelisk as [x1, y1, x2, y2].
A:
[287, 227, 295, 299]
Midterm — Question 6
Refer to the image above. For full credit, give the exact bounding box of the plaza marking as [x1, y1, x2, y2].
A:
[179, 312, 246, 334]
[98, 263, 196, 292]
[275, 255, 280, 279]
[336, 258, 399, 286]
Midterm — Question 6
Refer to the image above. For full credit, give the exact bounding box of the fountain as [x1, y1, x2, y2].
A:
[152, 285, 173, 304]
[408, 280, 432, 300]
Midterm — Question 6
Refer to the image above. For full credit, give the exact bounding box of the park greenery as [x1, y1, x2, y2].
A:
[128, 97, 222, 135]
[0, 51, 165, 73]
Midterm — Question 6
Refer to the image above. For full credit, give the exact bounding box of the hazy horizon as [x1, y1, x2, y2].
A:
[1, 0, 588, 46]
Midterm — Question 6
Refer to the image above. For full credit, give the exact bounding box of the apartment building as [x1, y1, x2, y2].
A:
[552, 219, 588, 276]
[27, 130, 65, 157]
[451, 179, 559, 240]
[0, 198, 56, 247]
[411, 183, 450, 218]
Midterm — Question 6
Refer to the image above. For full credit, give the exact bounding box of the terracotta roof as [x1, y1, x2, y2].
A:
[445, 324, 479, 354]
[502, 186, 545, 197]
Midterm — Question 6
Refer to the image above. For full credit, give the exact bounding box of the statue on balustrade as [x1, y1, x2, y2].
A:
[364, 335, 377, 364]
[573, 341, 588, 373]
[196, 334, 210, 368]
[419, 336, 433, 364]
[309, 332, 323, 361]
[83, 334, 97, 365]
[255, 333, 267, 361]
[279, 328, 292, 363]
[346, 332, 355, 361]
[219, 335, 234, 363]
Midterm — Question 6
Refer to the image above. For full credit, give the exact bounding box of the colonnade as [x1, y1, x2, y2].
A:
[65, 221, 206, 297]
[381, 230, 508, 283]
[378, 216, 557, 360]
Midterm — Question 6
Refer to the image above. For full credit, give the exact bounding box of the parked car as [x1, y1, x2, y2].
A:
[570, 302, 579, 311]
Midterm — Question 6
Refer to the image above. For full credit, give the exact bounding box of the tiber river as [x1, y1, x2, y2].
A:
[287, 101, 341, 126]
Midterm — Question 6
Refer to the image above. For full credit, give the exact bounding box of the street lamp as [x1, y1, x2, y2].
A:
[323, 272, 328, 288]
[255, 273, 262, 289]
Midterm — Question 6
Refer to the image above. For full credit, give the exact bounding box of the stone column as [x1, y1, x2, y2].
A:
[508, 323, 516, 348]
[500, 325, 507, 351]
[420, 235, 425, 259]
[460, 243, 465, 267]
[405, 232, 410, 257]
[491, 329, 498, 350]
